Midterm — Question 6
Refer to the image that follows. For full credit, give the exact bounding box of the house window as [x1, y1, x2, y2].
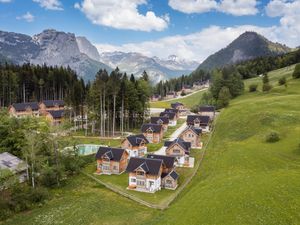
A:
[113, 165, 118, 170]
[173, 149, 181, 154]
[166, 179, 172, 185]
[131, 178, 136, 183]
[137, 180, 145, 186]
[149, 181, 154, 186]
[137, 171, 144, 176]
[102, 165, 110, 171]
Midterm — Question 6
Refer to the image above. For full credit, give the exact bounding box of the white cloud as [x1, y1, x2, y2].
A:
[168, 0, 217, 14]
[16, 12, 35, 22]
[168, 0, 258, 16]
[0, 0, 12, 3]
[74, 0, 169, 32]
[33, 0, 63, 10]
[96, 25, 274, 62]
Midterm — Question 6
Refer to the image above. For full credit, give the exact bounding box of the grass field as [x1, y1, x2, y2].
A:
[3, 65, 300, 225]
[150, 89, 206, 108]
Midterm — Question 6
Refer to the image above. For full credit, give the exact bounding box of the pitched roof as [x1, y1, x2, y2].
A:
[96, 147, 126, 162]
[171, 102, 183, 109]
[42, 100, 64, 108]
[150, 117, 169, 125]
[147, 154, 176, 169]
[164, 108, 179, 114]
[187, 115, 210, 125]
[126, 157, 163, 176]
[125, 134, 149, 147]
[182, 126, 202, 136]
[164, 138, 191, 153]
[141, 124, 162, 133]
[169, 170, 179, 180]
[0, 152, 28, 172]
[199, 105, 215, 112]
[11, 102, 39, 112]
[47, 110, 64, 119]
[160, 112, 176, 120]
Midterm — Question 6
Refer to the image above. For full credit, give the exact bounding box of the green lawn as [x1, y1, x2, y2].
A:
[150, 89, 206, 108]
[163, 119, 185, 139]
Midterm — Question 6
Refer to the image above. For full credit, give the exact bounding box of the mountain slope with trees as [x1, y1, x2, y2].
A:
[196, 31, 291, 72]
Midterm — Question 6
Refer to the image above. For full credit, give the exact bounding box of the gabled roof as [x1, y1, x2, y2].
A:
[141, 124, 162, 133]
[126, 157, 163, 176]
[161, 170, 179, 180]
[150, 117, 169, 125]
[171, 102, 183, 109]
[160, 112, 176, 120]
[147, 154, 176, 169]
[47, 110, 64, 119]
[199, 105, 215, 112]
[11, 102, 39, 112]
[182, 126, 202, 136]
[187, 115, 210, 125]
[164, 138, 191, 153]
[125, 134, 149, 147]
[96, 147, 126, 162]
[41, 100, 64, 108]
[0, 152, 28, 172]
[164, 108, 179, 114]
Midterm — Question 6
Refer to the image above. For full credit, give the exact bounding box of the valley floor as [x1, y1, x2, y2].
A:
[2, 66, 300, 225]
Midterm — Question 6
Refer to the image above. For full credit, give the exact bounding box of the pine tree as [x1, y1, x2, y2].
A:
[293, 64, 300, 79]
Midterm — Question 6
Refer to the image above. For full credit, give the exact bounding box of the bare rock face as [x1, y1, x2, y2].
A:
[76, 36, 100, 62]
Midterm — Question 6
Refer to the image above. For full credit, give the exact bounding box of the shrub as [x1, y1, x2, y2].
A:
[266, 132, 280, 143]
[278, 77, 287, 86]
[262, 83, 272, 92]
[180, 91, 186, 96]
[293, 64, 300, 79]
[29, 187, 49, 203]
[249, 84, 258, 92]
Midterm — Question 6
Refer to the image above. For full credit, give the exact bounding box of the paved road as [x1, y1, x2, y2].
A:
[154, 121, 187, 155]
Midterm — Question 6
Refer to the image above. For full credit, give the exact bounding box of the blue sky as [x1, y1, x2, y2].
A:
[0, 0, 299, 62]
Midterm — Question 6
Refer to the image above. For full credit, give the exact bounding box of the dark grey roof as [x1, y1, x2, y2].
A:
[42, 100, 64, 108]
[199, 105, 215, 112]
[126, 157, 163, 176]
[96, 147, 126, 162]
[187, 115, 210, 125]
[171, 102, 183, 109]
[48, 110, 64, 119]
[160, 112, 176, 120]
[147, 154, 176, 169]
[150, 117, 169, 125]
[169, 170, 179, 180]
[141, 124, 162, 133]
[164, 138, 191, 153]
[164, 108, 179, 114]
[11, 102, 39, 111]
[126, 134, 149, 147]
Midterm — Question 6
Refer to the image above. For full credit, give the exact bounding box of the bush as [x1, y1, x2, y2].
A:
[278, 77, 286, 86]
[266, 132, 280, 143]
[249, 84, 258, 92]
[29, 187, 49, 203]
[293, 64, 300, 79]
[180, 91, 186, 96]
[262, 83, 272, 92]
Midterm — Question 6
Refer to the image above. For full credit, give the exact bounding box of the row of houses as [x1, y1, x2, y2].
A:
[8, 100, 65, 125]
[94, 103, 216, 193]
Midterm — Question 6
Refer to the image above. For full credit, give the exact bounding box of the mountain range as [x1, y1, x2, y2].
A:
[196, 31, 291, 72]
[0, 29, 198, 83]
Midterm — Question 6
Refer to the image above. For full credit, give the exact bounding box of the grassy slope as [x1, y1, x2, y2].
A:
[150, 89, 206, 108]
[143, 65, 300, 225]
[3, 66, 300, 225]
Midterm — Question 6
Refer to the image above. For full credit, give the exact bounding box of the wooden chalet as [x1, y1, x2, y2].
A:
[147, 154, 178, 190]
[126, 157, 163, 193]
[141, 124, 163, 143]
[8, 102, 39, 118]
[179, 126, 202, 148]
[39, 100, 64, 115]
[164, 108, 179, 118]
[164, 138, 192, 167]
[160, 112, 177, 126]
[95, 147, 129, 175]
[186, 115, 210, 132]
[198, 105, 215, 119]
[171, 102, 184, 111]
[121, 134, 149, 158]
[46, 110, 64, 125]
[150, 116, 169, 131]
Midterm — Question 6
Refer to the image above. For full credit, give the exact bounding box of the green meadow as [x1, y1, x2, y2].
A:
[2, 65, 300, 225]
